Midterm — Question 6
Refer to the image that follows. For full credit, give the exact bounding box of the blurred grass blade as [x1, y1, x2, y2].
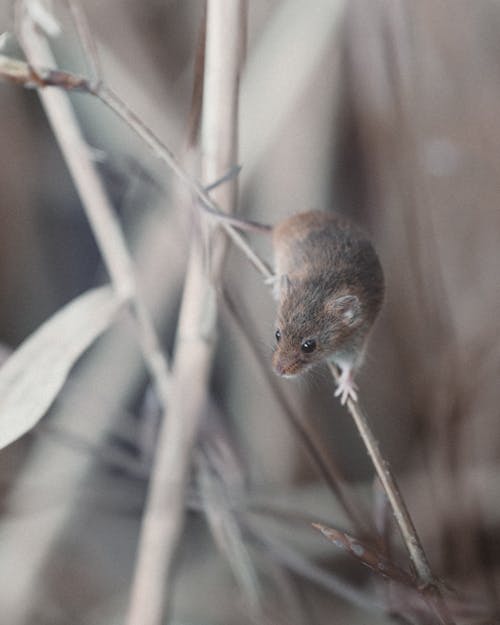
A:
[0, 286, 123, 450]
[197, 450, 261, 612]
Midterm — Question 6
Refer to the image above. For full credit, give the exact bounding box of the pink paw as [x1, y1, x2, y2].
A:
[334, 368, 358, 405]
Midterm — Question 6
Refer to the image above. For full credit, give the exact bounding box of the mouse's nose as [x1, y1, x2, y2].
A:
[273, 360, 287, 376]
[272, 353, 302, 377]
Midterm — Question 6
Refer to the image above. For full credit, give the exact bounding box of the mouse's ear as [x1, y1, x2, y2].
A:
[325, 294, 361, 325]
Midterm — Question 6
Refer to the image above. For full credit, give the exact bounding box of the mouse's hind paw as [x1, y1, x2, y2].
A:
[334, 367, 358, 405]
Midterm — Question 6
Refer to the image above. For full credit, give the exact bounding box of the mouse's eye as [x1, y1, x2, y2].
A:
[301, 339, 316, 353]
[275, 329, 281, 343]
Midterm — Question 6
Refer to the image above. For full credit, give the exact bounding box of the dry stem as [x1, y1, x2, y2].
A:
[125, 2, 246, 623]
[96, 86, 272, 279]
[19, 13, 171, 415]
[0, 46, 271, 278]
[327, 365, 431, 580]
[328, 363, 454, 625]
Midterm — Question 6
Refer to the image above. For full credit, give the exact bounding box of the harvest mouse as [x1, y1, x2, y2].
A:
[270, 210, 384, 404]
[205, 206, 384, 404]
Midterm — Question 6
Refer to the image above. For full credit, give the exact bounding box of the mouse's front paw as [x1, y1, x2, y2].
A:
[334, 368, 358, 405]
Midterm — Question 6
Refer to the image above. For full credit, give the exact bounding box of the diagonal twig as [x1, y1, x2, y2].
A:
[328, 362, 455, 625]
[0, 56, 272, 278]
[18, 10, 171, 413]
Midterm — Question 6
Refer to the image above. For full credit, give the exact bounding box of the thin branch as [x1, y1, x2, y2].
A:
[96, 86, 273, 279]
[328, 365, 429, 580]
[64, 0, 102, 85]
[0, 56, 272, 278]
[204, 164, 242, 192]
[18, 11, 171, 411]
[328, 362, 455, 625]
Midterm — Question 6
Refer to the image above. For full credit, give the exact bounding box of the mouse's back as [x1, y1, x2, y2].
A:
[273, 210, 384, 328]
[273, 211, 377, 284]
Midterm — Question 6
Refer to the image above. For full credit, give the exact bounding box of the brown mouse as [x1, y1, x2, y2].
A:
[271, 210, 384, 403]
[204, 205, 384, 403]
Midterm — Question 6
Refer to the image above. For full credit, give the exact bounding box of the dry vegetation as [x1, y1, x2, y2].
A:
[0, 1, 499, 624]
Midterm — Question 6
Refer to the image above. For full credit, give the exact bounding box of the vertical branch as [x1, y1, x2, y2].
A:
[125, 2, 246, 624]
[200, 0, 246, 276]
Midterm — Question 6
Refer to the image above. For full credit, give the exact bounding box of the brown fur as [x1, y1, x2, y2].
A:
[271, 211, 384, 377]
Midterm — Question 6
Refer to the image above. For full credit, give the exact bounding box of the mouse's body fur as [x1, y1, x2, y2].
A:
[271, 210, 384, 403]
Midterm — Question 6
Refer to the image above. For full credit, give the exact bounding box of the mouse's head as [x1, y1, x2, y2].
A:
[272, 277, 364, 377]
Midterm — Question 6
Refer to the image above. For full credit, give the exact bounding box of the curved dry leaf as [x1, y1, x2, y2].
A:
[0, 286, 123, 450]
[312, 522, 415, 587]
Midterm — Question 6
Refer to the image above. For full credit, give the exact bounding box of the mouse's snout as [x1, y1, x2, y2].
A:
[272, 350, 304, 377]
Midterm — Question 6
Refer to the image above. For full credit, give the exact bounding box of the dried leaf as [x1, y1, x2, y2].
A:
[0, 286, 123, 450]
[312, 523, 415, 586]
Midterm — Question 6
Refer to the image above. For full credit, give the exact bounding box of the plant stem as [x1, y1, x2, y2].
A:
[96, 86, 272, 280]
[0, 33, 271, 277]
[328, 363, 454, 625]
[19, 14, 171, 411]
[125, 3, 246, 623]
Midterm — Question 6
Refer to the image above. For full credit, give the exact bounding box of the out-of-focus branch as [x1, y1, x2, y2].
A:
[196, 449, 261, 610]
[9, 18, 178, 601]
[97, 86, 272, 279]
[19, 16, 171, 413]
[0, 56, 271, 279]
[64, 0, 102, 84]
[125, 3, 247, 624]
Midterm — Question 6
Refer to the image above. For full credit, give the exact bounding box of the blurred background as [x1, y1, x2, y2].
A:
[0, 0, 499, 623]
